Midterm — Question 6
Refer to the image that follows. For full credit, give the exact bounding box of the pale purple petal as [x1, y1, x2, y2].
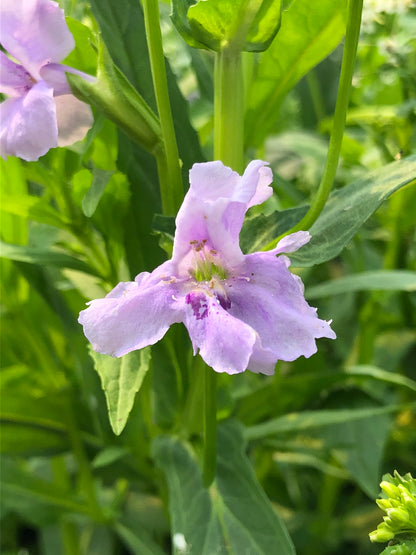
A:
[173, 161, 272, 268]
[0, 81, 57, 161]
[271, 231, 311, 255]
[55, 94, 93, 147]
[0, 0, 74, 79]
[39, 63, 96, 96]
[240, 160, 273, 208]
[183, 290, 257, 374]
[226, 252, 336, 367]
[78, 271, 185, 358]
[188, 161, 240, 202]
[172, 162, 240, 262]
[0, 52, 33, 97]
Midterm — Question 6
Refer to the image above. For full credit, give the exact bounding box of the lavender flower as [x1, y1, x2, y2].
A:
[0, 0, 94, 161]
[79, 161, 336, 375]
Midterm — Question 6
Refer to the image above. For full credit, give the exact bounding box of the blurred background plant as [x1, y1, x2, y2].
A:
[0, 1, 415, 554]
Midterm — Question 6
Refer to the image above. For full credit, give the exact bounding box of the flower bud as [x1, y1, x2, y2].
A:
[386, 507, 410, 526]
[369, 526, 395, 543]
[381, 481, 400, 499]
[376, 498, 391, 511]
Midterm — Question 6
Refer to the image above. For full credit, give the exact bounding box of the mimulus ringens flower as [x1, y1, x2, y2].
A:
[0, 0, 94, 161]
[79, 161, 336, 375]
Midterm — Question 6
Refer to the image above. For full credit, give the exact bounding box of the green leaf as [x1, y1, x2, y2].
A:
[245, 403, 414, 441]
[289, 156, 416, 266]
[0, 194, 70, 230]
[171, 0, 208, 50]
[240, 206, 307, 253]
[0, 241, 100, 276]
[345, 365, 416, 393]
[89, 347, 151, 435]
[152, 420, 295, 555]
[306, 270, 416, 299]
[0, 457, 90, 526]
[82, 165, 115, 217]
[245, 0, 347, 146]
[380, 540, 416, 555]
[63, 17, 97, 75]
[183, 0, 282, 52]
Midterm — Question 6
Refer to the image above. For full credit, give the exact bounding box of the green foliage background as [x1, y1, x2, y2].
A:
[1, 1, 415, 554]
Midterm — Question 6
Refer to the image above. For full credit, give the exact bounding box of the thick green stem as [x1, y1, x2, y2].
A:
[264, 0, 363, 249]
[202, 365, 217, 488]
[142, 0, 183, 215]
[214, 48, 244, 172]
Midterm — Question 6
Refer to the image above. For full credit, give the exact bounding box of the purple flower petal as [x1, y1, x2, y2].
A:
[0, 81, 57, 161]
[78, 266, 185, 358]
[183, 290, 257, 374]
[271, 231, 311, 255]
[241, 160, 273, 208]
[55, 94, 93, 147]
[0, 52, 33, 97]
[39, 63, 96, 96]
[173, 160, 273, 269]
[227, 251, 336, 367]
[0, 0, 74, 79]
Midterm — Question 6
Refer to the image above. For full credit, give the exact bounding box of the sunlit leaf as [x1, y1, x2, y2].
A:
[245, 0, 347, 146]
[89, 347, 151, 435]
[0, 241, 100, 276]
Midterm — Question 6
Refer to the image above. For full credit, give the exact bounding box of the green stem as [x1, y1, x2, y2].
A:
[264, 0, 363, 249]
[202, 364, 217, 488]
[214, 48, 244, 172]
[142, 0, 183, 215]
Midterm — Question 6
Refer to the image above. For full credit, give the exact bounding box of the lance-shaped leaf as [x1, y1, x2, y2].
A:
[152, 420, 295, 555]
[68, 42, 162, 155]
[289, 156, 416, 267]
[172, 0, 282, 52]
[89, 347, 151, 435]
[241, 156, 416, 266]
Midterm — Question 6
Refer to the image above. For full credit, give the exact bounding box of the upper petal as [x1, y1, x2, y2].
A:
[0, 0, 74, 79]
[78, 270, 185, 358]
[0, 52, 33, 97]
[172, 160, 273, 269]
[183, 289, 256, 374]
[226, 252, 336, 366]
[0, 81, 57, 161]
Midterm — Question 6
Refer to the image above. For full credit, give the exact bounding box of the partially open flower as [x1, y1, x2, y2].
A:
[0, 0, 94, 161]
[79, 160, 336, 375]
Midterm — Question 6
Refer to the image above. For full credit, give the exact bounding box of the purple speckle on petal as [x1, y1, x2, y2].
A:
[185, 291, 209, 320]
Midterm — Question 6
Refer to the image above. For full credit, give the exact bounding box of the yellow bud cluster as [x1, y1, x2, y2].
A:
[369, 471, 416, 546]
